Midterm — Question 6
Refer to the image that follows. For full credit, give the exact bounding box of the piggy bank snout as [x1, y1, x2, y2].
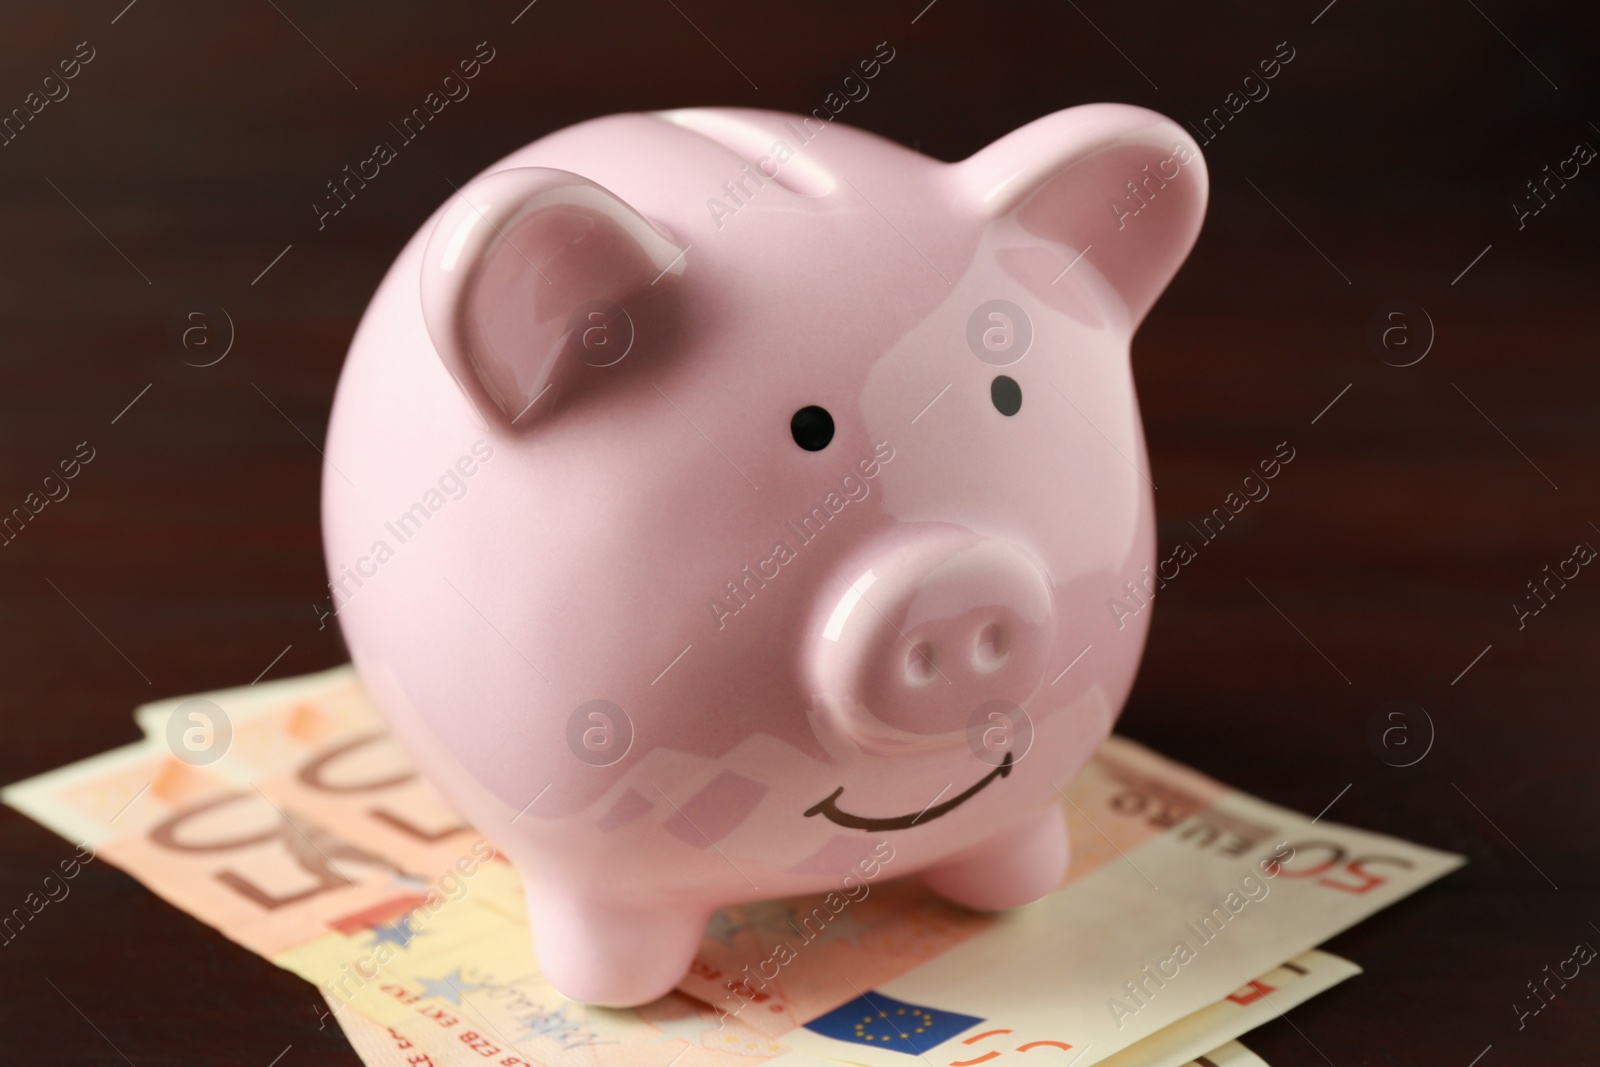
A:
[810, 533, 1057, 751]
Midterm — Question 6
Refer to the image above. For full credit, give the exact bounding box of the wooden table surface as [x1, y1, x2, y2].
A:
[3, 1, 1597, 1063]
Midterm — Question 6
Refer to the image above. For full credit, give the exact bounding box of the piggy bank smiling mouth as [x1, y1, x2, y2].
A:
[803, 751, 1014, 831]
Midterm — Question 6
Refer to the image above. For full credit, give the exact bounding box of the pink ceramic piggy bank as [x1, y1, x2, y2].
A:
[323, 104, 1206, 1006]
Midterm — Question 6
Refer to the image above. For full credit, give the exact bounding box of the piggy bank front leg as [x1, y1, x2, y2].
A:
[919, 803, 1069, 911]
[527, 890, 710, 1007]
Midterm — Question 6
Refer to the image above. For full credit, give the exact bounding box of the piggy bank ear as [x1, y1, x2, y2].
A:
[420, 167, 686, 425]
[957, 104, 1208, 328]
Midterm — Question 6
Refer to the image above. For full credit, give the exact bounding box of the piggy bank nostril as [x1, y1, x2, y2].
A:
[972, 623, 1009, 673]
[904, 641, 937, 687]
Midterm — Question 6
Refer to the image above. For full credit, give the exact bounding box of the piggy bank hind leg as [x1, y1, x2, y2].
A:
[528, 891, 710, 1007]
[919, 804, 1068, 911]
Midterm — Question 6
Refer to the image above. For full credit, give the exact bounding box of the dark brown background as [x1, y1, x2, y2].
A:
[3, 0, 1598, 1063]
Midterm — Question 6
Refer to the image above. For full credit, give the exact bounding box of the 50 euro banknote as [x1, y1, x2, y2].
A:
[5, 667, 1458, 1067]
[322, 941, 1341, 1067]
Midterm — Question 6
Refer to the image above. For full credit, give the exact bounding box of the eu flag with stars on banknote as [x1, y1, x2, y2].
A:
[805, 992, 983, 1055]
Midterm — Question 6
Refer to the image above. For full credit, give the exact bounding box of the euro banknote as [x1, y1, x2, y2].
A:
[326, 948, 1300, 1067]
[324, 962, 1289, 1067]
[6, 667, 1456, 1067]
[1177, 1042, 1267, 1067]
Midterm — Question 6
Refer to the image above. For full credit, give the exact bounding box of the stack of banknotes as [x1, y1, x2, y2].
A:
[4, 667, 1463, 1067]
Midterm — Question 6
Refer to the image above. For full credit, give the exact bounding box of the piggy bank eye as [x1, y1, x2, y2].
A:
[791, 406, 835, 451]
[991, 375, 1022, 416]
